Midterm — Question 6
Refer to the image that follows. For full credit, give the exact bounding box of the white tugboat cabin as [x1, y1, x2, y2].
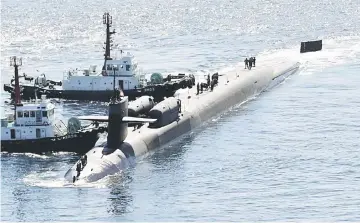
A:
[2, 13, 154, 102]
[1, 56, 107, 154]
[61, 12, 147, 94]
[1, 96, 57, 140]
[3, 13, 196, 102]
[62, 52, 146, 91]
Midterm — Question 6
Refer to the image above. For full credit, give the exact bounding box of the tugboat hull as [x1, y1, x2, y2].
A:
[4, 84, 143, 101]
[1, 129, 104, 154]
[48, 89, 142, 102]
[4, 84, 182, 102]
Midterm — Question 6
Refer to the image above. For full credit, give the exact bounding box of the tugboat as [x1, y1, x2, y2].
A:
[1, 57, 107, 154]
[3, 13, 195, 102]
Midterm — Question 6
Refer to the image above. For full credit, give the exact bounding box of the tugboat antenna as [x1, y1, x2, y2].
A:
[103, 12, 116, 71]
[10, 56, 23, 106]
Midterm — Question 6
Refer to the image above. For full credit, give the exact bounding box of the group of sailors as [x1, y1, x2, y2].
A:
[73, 154, 88, 182]
[244, 57, 256, 70]
[196, 73, 219, 95]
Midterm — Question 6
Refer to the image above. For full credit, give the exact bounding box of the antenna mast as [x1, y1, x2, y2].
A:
[102, 12, 116, 71]
[10, 56, 23, 106]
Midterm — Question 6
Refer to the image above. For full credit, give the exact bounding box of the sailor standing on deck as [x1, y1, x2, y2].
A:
[244, 58, 249, 69]
[84, 154, 87, 166]
[210, 79, 215, 91]
[76, 161, 82, 177]
[248, 57, 253, 70]
[207, 74, 210, 88]
[80, 155, 87, 170]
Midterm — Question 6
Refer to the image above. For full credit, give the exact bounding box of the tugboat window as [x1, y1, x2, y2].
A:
[24, 111, 29, 117]
[30, 111, 36, 117]
[17, 111, 23, 118]
[10, 129, 15, 139]
[42, 111, 48, 117]
[126, 65, 130, 71]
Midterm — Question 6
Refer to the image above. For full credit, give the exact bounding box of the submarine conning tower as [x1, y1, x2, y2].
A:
[104, 97, 129, 155]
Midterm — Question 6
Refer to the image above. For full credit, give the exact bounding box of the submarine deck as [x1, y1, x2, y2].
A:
[65, 60, 300, 183]
[124, 61, 299, 145]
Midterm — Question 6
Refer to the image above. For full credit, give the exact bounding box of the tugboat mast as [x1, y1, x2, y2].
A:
[10, 56, 23, 120]
[10, 56, 23, 106]
[103, 12, 116, 71]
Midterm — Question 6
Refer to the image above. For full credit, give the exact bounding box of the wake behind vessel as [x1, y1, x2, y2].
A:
[3, 13, 195, 102]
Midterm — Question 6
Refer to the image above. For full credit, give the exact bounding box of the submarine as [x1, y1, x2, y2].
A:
[64, 60, 301, 183]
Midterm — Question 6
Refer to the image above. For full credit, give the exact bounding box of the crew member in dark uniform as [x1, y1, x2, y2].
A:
[196, 82, 200, 95]
[76, 161, 82, 177]
[84, 154, 87, 166]
[248, 58, 253, 70]
[212, 73, 219, 85]
[207, 74, 210, 88]
[80, 155, 87, 169]
[244, 58, 249, 69]
[116, 88, 121, 100]
[80, 156, 85, 170]
[253, 57, 256, 67]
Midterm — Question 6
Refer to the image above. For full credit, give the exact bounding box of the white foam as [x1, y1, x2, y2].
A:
[172, 35, 360, 79]
[23, 153, 51, 159]
[256, 35, 360, 76]
[23, 169, 114, 188]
